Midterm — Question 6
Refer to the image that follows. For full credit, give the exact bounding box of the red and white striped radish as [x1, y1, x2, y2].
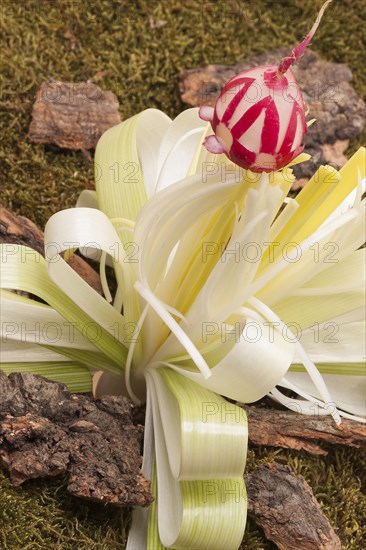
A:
[199, 0, 332, 173]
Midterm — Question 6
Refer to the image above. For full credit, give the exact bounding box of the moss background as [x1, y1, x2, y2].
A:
[0, 0, 365, 548]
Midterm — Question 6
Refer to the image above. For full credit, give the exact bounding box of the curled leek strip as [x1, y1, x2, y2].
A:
[128, 368, 248, 550]
[0, 244, 127, 373]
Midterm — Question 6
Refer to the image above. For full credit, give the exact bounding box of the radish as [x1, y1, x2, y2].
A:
[199, 0, 332, 172]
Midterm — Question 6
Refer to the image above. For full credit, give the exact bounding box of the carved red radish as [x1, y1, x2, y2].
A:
[199, 0, 332, 173]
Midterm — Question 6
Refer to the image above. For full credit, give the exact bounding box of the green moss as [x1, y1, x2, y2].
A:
[0, 0, 365, 548]
[1, 0, 365, 228]
[0, 468, 129, 549]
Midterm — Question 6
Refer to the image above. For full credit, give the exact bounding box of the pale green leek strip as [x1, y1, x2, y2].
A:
[1, 362, 92, 393]
[269, 386, 341, 417]
[1, 296, 98, 350]
[95, 114, 146, 228]
[0, 288, 50, 305]
[267, 197, 300, 242]
[95, 109, 171, 232]
[158, 181, 244, 318]
[301, 148, 363, 241]
[152, 177, 284, 363]
[0, 340, 69, 363]
[1, 336, 119, 375]
[295, 247, 365, 291]
[287, 152, 312, 167]
[186, 119, 215, 176]
[43, 207, 141, 359]
[75, 188, 103, 265]
[155, 109, 208, 193]
[134, 174, 244, 363]
[41, 345, 122, 375]
[258, 148, 366, 274]
[169, 201, 237, 311]
[0, 245, 127, 369]
[156, 199, 236, 307]
[195, 175, 283, 323]
[0, 293, 122, 375]
[320, 173, 366, 224]
[134, 281, 211, 379]
[262, 165, 341, 264]
[177, 477, 246, 549]
[135, 173, 242, 292]
[127, 389, 155, 550]
[249, 297, 342, 424]
[137, 187, 240, 359]
[289, 363, 365, 376]
[158, 368, 247, 479]
[294, 318, 365, 365]
[94, 110, 170, 343]
[271, 249, 365, 329]
[43, 207, 135, 333]
[147, 465, 247, 550]
[76, 189, 99, 209]
[147, 462, 167, 550]
[253, 206, 360, 306]
[51, 195, 141, 337]
[147, 369, 247, 549]
[156, 315, 294, 405]
[100, 251, 112, 302]
[154, 167, 283, 317]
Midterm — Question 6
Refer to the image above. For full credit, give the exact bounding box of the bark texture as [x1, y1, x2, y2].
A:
[0, 371, 153, 507]
[245, 463, 341, 550]
[0, 371, 352, 546]
[245, 405, 366, 455]
[28, 81, 121, 149]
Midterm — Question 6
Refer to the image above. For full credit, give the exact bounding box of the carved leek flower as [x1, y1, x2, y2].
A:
[1, 107, 364, 549]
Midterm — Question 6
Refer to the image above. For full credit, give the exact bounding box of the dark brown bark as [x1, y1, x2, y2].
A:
[28, 81, 121, 149]
[244, 405, 366, 456]
[0, 371, 153, 507]
[0, 370, 352, 546]
[0, 206, 103, 295]
[0, 206, 45, 256]
[245, 463, 341, 550]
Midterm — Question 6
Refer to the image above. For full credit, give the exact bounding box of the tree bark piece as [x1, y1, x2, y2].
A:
[0, 206, 103, 294]
[28, 81, 121, 149]
[0, 371, 153, 507]
[245, 463, 341, 550]
[244, 405, 366, 456]
[179, 49, 365, 180]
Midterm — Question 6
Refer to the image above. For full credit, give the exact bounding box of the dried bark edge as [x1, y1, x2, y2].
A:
[28, 81, 121, 149]
[244, 404, 366, 455]
[245, 462, 341, 550]
[0, 371, 153, 507]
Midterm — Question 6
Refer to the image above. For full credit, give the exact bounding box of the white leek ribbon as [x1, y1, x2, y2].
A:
[127, 367, 248, 550]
